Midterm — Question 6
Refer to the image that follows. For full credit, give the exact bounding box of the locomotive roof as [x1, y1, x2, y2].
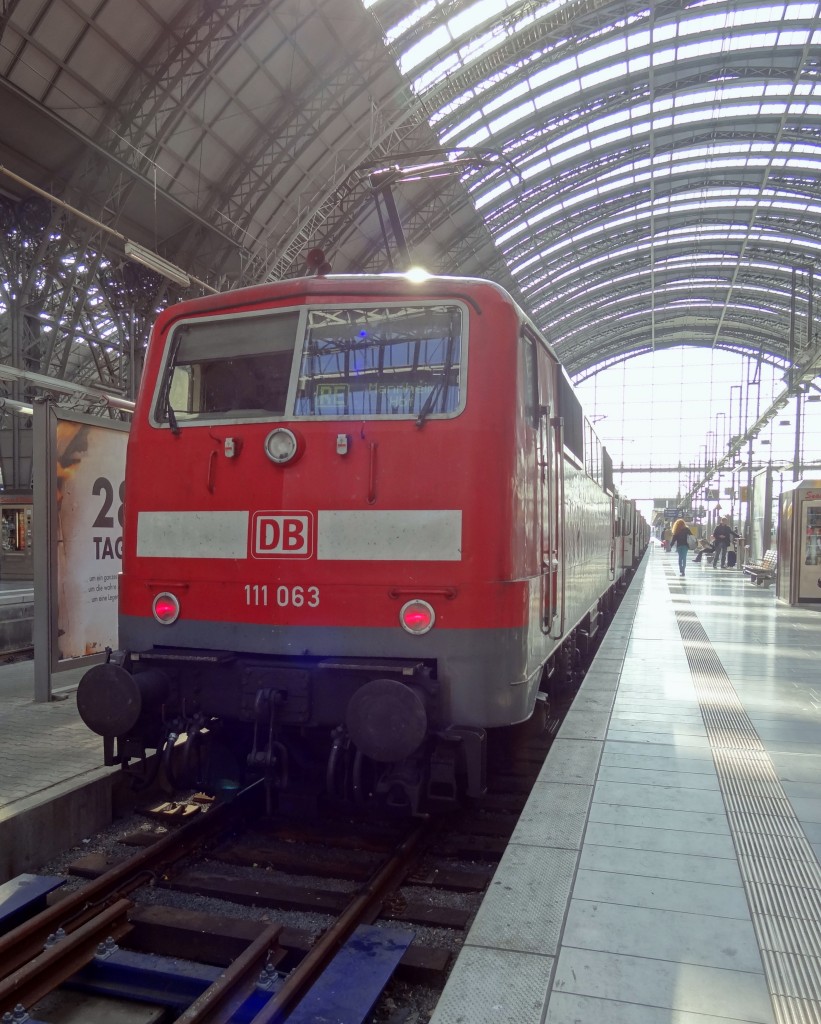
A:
[155, 273, 518, 322]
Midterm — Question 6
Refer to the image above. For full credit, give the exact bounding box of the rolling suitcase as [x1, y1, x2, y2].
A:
[726, 549, 737, 568]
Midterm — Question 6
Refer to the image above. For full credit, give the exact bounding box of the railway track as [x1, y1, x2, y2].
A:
[0, 644, 33, 664]
[0, 692, 566, 1022]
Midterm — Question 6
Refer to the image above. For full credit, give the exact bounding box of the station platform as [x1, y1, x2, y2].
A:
[0, 658, 116, 882]
[431, 545, 821, 1024]
[4, 553, 821, 1023]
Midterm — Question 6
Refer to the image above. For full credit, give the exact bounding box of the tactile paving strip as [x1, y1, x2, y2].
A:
[667, 568, 821, 1024]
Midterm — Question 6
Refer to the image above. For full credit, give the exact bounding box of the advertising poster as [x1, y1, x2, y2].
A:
[54, 413, 128, 662]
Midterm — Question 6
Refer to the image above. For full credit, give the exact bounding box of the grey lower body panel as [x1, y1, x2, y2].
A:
[121, 615, 546, 729]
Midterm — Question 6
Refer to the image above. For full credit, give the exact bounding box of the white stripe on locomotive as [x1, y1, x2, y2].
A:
[136, 508, 463, 561]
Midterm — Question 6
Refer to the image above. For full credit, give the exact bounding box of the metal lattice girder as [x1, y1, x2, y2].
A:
[104, 2, 272, 172]
[375, 0, 821, 372]
[0, 0, 505, 348]
[2, 0, 821, 402]
[74, 0, 451, 281]
[558, 309, 807, 373]
[0, 196, 165, 402]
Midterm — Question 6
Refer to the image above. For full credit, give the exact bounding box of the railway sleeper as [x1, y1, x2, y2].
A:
[62, 922, 424, 1021]
[126, 904, 451, 983]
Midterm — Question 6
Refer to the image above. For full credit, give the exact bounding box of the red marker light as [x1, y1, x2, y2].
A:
[400, 599, 435, 635]
[153, 592, 180, 625]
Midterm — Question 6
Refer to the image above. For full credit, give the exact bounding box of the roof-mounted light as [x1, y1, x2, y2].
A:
[406, 267, 430, 283]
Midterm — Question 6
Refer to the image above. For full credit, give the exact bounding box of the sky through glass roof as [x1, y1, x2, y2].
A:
[362, 0, 821, 514]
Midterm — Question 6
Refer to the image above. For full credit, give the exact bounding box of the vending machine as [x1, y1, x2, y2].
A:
[776, 478, 821, 604]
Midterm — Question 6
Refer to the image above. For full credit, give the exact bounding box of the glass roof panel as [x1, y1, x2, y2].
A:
[406, 4, 812, 101]
[401, 25, 451, 73]
[541, 228, 820, 288]
[361, 0, 821, 482]
[449, 0, 504, 37]
[384, 1, 437, 43]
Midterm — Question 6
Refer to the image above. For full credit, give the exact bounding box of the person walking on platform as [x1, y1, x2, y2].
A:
[711, 517, 734, 568]
[671, 517, 692, 577]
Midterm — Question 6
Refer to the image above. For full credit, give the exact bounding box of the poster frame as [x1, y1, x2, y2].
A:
[33, 401, 129, 702]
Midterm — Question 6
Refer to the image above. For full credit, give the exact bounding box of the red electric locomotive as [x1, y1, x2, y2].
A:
[78, 273, 644, 812]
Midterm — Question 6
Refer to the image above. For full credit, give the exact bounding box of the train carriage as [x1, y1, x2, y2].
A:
[78, 273, 645, 812]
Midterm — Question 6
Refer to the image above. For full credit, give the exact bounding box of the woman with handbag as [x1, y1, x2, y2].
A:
[671, 517, 694, 577]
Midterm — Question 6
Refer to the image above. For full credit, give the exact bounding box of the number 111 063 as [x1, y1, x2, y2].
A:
[244, 584, 320, 608]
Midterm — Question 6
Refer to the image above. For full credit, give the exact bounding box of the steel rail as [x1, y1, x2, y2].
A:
[176, 923, 283, 1024]
[0, 783, 260, 981]
[0, 897, 132, 1014]
[248, 820, 430, 1024]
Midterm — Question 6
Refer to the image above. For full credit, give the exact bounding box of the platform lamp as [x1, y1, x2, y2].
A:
[0, 397, 34, 416]
[124, 240, 191, 288]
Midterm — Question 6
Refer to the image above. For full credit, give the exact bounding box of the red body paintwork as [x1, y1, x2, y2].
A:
[122, 277, 534, 636]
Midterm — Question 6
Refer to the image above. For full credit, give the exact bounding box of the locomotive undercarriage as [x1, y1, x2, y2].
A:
[540, 601, 611, 704]
[77, 648, 487, 815]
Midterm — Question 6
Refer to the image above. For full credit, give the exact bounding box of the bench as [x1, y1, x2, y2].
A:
[743, 549, 777, 587]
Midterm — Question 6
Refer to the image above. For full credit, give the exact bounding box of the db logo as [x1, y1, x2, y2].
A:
[251, 511, 313, 558]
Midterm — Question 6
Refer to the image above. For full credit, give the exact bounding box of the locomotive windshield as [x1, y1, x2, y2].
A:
[156, 302, 464, 425]
[163, 311, 300, 420]
[294, 305, 462, 417]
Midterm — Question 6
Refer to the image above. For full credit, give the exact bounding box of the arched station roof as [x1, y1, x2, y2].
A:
[0, 0, 819, 397]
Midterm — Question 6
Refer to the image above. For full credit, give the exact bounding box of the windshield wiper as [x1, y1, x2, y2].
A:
[416, 377, 445, 428]
[163, 329, 183, 436]
[416, 310, 460, 429]
[166, 395, 181, 436]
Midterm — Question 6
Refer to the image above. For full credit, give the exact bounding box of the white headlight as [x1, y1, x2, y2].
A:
[264, 428, 299, 464]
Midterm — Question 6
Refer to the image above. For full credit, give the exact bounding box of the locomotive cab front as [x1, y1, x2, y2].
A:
[78, 276, 543, 813]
